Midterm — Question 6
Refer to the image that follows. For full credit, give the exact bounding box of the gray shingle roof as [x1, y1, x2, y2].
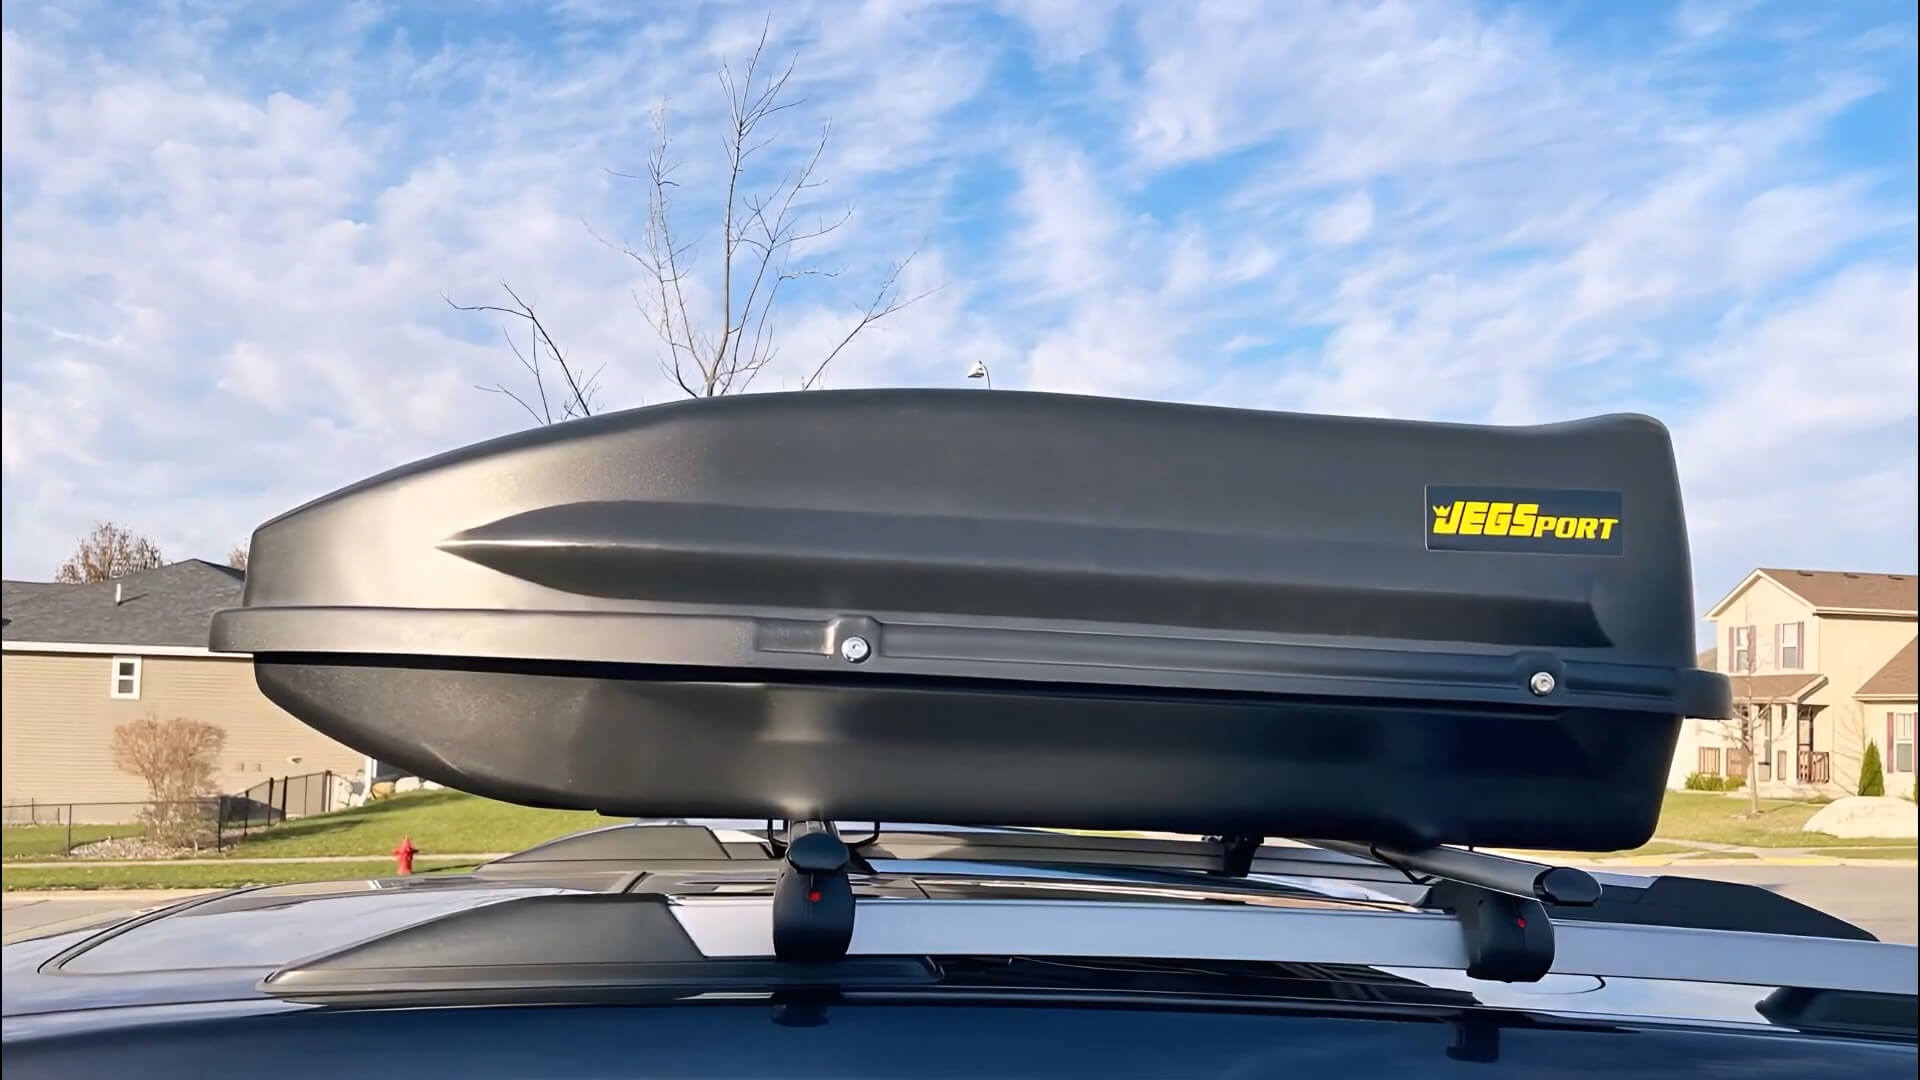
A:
[1, 560, 244, 648]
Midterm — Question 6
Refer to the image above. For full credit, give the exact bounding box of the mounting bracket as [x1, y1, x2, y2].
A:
[772, 820, 855, 963]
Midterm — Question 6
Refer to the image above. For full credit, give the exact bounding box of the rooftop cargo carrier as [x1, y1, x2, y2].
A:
[212, 390, 1729, 852]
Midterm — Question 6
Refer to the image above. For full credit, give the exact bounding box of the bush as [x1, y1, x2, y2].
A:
[1683, 771, 1716, 791]
[110, 715, 227, 849]
[1683, 772, 1743, 792]
[1858, 741, 1885, 797]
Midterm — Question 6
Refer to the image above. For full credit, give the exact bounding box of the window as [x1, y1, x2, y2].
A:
[1776, 622, 1803, 669]
[1892, 713, 1916, 775]
[1730, 625, 1754, 673]
[109, 657, 142, 700]
[1697, 747, 1721, 775]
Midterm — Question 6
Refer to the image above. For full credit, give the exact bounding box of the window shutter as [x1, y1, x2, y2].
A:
[1890, 714, 1897, 761]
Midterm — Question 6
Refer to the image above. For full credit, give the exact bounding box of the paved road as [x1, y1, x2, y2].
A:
[1658, 864, 1918, 945]
[5, 866, 1915, 945]
[2, 891, 209, 942]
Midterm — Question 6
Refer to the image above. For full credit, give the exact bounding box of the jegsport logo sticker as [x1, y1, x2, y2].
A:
[1426, 486, 1624, 555]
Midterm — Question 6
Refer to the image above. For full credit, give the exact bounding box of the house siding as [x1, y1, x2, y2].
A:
[1669, 578, 1819, 789]
[1863, 700, 1919, 791]
[1673, 573, 1917, 795]
[1808, 617, 1916, 793]
[2, 651, 365, 810]
[1716, 576, 1819, 677]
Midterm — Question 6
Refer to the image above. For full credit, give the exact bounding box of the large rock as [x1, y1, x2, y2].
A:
[1804, 796, 1919, 840]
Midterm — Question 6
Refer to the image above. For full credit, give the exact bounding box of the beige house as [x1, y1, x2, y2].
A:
[2, 560, 368, 819]
[1670, 568, 1917, 797]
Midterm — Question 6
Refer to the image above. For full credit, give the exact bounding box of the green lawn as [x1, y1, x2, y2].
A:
[1, 859, 478, 892]
[1506, 841, 1702, 860]
[219, 789, 611, 858]
[1652, 791, 1914, 848]
[2, 824, 146, 860]
[11, 790, 1911, 871]
[3, 790, 609, 862]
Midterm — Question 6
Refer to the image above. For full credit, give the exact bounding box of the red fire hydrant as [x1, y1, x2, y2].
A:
[394, 835, 417, 876]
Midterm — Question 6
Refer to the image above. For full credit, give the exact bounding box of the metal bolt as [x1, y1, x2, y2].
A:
[839, 636, 872, 664]
[1528, 671, 1557, 696]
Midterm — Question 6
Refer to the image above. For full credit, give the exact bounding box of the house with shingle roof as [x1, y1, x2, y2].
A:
[1669, 567, 1917, 797]
[2, 560, 367, 814]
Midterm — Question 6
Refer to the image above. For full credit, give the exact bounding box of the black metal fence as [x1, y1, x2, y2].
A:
[235, 770, 337, 822]
[2, 771, 338, 856]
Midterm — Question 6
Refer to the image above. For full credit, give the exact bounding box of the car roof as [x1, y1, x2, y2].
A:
[6, 823, 1913, 1046]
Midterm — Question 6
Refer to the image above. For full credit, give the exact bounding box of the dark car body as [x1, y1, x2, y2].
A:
[7, 826, 1916, 1079]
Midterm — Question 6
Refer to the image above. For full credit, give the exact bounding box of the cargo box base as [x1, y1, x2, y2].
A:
[256, 657, 1679, 853]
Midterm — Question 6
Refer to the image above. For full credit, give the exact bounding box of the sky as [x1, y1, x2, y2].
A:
[2, 0, 1915, 620]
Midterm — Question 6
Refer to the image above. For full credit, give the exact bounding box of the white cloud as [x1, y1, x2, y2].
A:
[1111, 0, 1620, 185]
[1025, 290, 1180, 399]
[1673, 0, 1760, 41]
[1674, 263, 1918, 488]
[1009, 143, 1127, 299]
[1307, 193, 1374, 247]
[1, 0, 1914, 619]
[1666, 261, 1918, 597]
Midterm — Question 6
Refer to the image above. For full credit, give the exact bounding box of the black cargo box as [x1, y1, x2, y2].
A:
[211, 390, 1729, 851]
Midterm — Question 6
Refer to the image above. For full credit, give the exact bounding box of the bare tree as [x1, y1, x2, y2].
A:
[450, 16, 932, 422]
[54, 522, 164, 584]
[1718, 598, 1769, 814]
[110, 715, 227, 849]
[227, 545, 249, 572]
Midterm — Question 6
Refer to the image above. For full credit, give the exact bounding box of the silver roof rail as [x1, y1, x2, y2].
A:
[672, 895, 1917, 997]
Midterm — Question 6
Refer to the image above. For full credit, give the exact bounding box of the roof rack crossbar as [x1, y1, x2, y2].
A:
[772, 820, 855, 964]
[1206, 834, 1265, 877]
[1310, 840, 1603, 906]
[1304, 840, 1601, 983]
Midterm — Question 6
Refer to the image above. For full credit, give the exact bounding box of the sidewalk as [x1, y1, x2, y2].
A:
[1523, 853, 1917, 868]
[1486, 836, 1917, 868]
[3, 888, 220, 905]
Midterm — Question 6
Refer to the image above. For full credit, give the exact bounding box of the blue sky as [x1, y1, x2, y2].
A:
[2, 0, 1915, 618]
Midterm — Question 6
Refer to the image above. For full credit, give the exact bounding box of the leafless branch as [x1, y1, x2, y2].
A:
[477, 383, 547, 425]
[444, 284, 597, 421]
[455, 10, 931, 418]
[802, 252, 940, 390]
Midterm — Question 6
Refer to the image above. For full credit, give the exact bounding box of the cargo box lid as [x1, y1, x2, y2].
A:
[211, 390, 1729, 850]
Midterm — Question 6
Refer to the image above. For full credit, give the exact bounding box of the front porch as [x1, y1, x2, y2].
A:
[1697, 743, 1833, 797]
[1694, 672, 1846, 796]
[1742, 748, 1833, 799]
